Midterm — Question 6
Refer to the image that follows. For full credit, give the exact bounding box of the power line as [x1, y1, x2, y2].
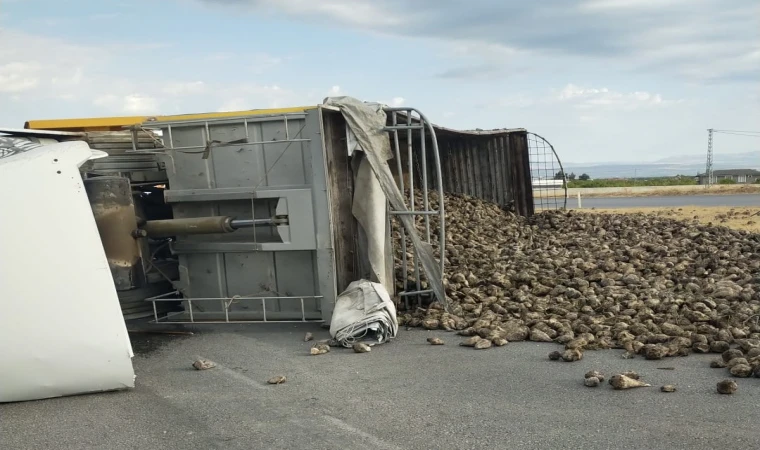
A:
[712, 130, 760, 138]
[712, 129, 760, 134]
[705, 128, 714, 188]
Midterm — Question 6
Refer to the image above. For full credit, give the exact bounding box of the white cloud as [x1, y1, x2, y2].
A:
[216, 84, 300, 111]
[93, 94, 160, 114]
[248, 53, 284, 74]
[0, 62, 40, 93]
[163, 81, 207, 96]
[243, 0, 407, 28]
[555, 84, 674, 111]
[204, 0, 759, 83]
[0, 29, 297, 123]
[217, 98, 250, 112]
[579, 0, 691, 11]
[123, 94, 160, 114]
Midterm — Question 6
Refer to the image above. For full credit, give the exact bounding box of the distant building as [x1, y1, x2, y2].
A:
[697, 168, 760, 185]
[532, 179, 565, 190]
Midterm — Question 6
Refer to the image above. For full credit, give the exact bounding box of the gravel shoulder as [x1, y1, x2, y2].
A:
[2, 325, 760, 450]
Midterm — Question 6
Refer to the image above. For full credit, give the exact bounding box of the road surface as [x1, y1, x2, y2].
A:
[2, 324, 759, 450]
[565, 194, 759, 209]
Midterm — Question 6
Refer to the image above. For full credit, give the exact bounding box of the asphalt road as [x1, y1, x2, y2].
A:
[2, 324, 759, 450]
[566, 194, 759, 209]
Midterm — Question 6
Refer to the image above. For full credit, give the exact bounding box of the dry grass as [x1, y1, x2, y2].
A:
[581, 206, 760, 233]
[534, 184, 760, 199]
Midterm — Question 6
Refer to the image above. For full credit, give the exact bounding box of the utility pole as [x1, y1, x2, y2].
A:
[705, 128, 714, 188]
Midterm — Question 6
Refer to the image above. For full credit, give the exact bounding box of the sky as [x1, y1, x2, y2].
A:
[1, 0, 758, 163]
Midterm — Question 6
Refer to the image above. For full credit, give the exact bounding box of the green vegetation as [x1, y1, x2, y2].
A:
[566, 176, 698, 188]
[552, 170, 700, 188]
[717, 178, 737, 185]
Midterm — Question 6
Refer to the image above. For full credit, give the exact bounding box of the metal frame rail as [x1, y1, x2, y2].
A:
[527, 132, 567, 211]
[147, 291, 325, 324]
[383, 107, 446, 309]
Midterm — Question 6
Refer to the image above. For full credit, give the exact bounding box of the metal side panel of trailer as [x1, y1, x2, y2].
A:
[153, 108, 336, 323]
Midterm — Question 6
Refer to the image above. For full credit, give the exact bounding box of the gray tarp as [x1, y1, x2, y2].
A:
[329, 279, 398, 347]
[324, 96, 446, 310]
[352, 152, 394, 294]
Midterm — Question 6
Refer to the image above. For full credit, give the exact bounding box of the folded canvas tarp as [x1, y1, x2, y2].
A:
[330, 280, 398, 347]
[0, 138, 136, 403]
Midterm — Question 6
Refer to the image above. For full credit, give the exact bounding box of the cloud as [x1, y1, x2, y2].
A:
[206, 0, 407, 28]
[94, 94, 160, 114]
[0, 29, 103, 99]
[389, 97, 405, 107]
[0, 28, 298, 123]
[0, 62, 40, 93]
[480, 84, 677, 113]
[435, 64, 510, 81]
[555, 84, 673, 111]
[200, 0, 759, 83]
[162, 81, 207, 96]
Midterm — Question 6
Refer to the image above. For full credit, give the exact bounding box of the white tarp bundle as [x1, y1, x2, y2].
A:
[0, 138, 136, 403]
[329, 280, 398, 347]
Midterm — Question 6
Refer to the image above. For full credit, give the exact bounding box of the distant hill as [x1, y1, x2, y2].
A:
[560, 151, 760, 179]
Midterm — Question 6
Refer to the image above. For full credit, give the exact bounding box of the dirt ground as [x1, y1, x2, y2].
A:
[599, 184, 760, 198]
[582, 206, 760, 233]
[534, 184, 760, 199]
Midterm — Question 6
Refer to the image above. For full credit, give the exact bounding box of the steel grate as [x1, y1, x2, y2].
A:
[527, 132, 567, 212]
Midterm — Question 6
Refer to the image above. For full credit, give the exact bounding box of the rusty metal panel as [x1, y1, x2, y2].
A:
[433, 130, 533, 216]
[508, 131, 535, 216]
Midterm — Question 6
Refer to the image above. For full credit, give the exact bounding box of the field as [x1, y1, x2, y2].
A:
[567, 176, 697, 188]
[581, 206, 760, 233]
[534, 183, 760, 199]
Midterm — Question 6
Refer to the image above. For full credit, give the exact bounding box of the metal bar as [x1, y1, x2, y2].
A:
[229, 218, 278, 228]
[204, 121, 211, 152]
[251, 197, 258, 245]
[150, 295, 323, 301]
[167, 124, 174, 150]
[188, 300, 194, 322]
[262, 298, 267, 322]
[170, 241, 318, 254]
[407, 111, 422, 302]
[154, 138, 311, 153]
[145, 291, 180, 300]
[164, 185, 311, 203]
[391, 112, 409, 311]
[153, 319, 324, 324]
[142, 113, 308, 128]
[389, 210, 439, 216]
[399, 289, 434, 297]
[413, 108, 446, 292]
[300, 298, 306, 322]
[382, 125, 424, 131]
[420, 116, 431, 243]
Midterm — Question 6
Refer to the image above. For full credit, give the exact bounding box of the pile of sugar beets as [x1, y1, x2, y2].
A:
[393, 192, 760, 378]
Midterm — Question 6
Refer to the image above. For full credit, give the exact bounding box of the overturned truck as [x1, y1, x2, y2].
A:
[13, 97, 537, 324]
